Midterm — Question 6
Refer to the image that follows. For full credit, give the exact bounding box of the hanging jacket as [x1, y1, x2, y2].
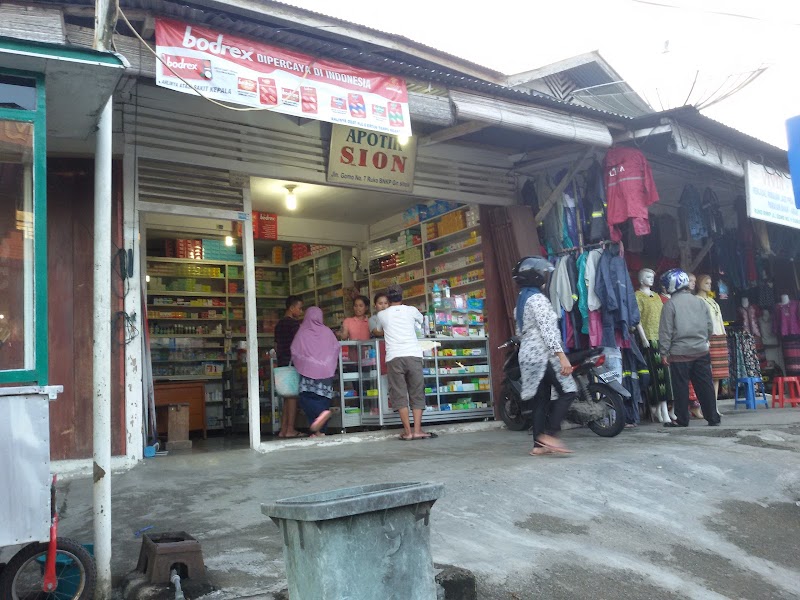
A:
[584, 161, 608, 243]
[534, 176, 564, 254]
[594, 243, 641, 347]
[603, 147, 659, 243]
[576, 252, 590, 334]
[585, 249, 603, 311]
[549, 256, 574, 315]
[702, 187, 724, 238]
[680, 184, 708, 240]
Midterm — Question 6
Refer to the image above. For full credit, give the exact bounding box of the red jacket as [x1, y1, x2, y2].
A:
[603, 147, 659, 242]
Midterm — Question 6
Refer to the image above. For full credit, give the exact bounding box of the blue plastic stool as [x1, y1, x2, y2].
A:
[734, 377, 769, 409]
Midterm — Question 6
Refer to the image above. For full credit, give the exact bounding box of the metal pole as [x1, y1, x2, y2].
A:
[242, 187, 261, 450]
[93, 1, 116, 595]
[93, 97, 113, 600]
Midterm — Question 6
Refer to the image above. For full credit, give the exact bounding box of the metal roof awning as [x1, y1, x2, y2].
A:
[450, 90, 613, 148]
[0, 37, 127, 139]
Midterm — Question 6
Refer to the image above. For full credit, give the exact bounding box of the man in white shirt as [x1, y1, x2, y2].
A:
[375, 285, 436, 440]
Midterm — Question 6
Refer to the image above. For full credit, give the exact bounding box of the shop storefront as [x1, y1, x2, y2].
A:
[517, 106, 794, 425]
[106, 12, 620, 456]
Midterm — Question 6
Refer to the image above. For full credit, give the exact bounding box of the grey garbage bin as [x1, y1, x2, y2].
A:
[262, 481, 444, 600]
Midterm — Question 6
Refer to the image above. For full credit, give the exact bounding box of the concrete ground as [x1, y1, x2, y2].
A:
[55, 402, 800, 599]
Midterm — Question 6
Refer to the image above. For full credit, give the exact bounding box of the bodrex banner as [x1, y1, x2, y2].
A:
[155, 19, 412, 137]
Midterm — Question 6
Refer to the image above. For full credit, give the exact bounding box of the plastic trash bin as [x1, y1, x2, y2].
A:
[262, 482, 444, 600]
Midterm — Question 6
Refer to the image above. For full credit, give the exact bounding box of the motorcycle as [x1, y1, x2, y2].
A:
[498, 337, 629, 437]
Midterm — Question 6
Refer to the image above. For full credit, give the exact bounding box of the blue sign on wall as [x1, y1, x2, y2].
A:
[787, 115, 800, 208]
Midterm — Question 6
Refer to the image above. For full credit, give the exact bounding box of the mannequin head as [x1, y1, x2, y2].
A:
[741, 297, 749, 308]
[688, 273, 697, 292]
[638, 268, 655, 289]
[781, 294, 790, 305]
[697, 274, 712, 295]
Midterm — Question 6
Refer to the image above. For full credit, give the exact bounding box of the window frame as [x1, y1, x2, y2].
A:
[0, 68, 47, 385]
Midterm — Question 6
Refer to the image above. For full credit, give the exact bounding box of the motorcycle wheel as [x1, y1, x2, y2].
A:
[586, 383, 626, 438]
[0, 537, 96, 600]
[498, 380, 530, 431]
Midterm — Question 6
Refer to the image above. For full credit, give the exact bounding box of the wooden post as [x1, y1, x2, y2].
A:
[534, 146, 594, 224]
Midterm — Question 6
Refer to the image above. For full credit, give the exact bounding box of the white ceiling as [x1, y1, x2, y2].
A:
[250, 177, 422, 224]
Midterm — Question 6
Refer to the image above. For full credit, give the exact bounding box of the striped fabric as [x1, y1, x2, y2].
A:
[709, 334, 730, 380]
[783, 338, 800, 376]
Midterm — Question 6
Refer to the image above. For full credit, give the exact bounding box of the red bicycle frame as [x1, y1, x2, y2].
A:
[42, 474, 58, 592]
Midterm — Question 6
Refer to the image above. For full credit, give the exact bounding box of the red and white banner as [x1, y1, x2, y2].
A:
[155, 19, 411, 136]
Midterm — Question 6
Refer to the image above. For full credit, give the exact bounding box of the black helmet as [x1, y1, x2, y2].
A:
[512, 256, 554, 288]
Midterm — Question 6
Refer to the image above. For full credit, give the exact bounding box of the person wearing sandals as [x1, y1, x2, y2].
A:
[274, 295, 304, 438]
[374, 285, 437, 441]
[290, 307, 340, 437]
[513, 257, 578, 455]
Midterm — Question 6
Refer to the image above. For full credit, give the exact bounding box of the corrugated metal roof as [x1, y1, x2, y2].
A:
[48, 0, 633, 122]
[567, 62, 652, 117]
[631, 106, 788, 169]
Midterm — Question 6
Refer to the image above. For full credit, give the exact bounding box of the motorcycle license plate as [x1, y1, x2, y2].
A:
[598, 370, 620, 383]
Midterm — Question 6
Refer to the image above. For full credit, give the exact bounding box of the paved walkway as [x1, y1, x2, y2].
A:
[56, 403, 800, 599]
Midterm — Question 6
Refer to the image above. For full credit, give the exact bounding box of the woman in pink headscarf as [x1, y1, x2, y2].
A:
[290, 306, 340, 436]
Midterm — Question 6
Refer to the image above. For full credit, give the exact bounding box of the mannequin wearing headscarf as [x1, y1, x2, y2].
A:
[291, 307, 341, 435]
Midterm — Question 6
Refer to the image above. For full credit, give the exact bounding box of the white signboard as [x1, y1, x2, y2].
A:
[744, 161, 799, 229]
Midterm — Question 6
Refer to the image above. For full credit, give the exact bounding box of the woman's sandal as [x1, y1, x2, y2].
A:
[529, 446, 554, 456]
[535, 437, 574, 454]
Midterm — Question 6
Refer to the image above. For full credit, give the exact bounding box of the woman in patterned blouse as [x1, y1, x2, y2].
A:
[513, 256, 578, 455]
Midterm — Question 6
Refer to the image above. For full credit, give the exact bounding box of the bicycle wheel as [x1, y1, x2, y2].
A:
[0, 537, 96, 600]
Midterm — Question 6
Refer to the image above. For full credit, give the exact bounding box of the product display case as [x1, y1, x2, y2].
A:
[147, 256, 289, 381]
[360, 337, 493, 426]
[367, 204, 484, 314]
[288, 247, 353, 330]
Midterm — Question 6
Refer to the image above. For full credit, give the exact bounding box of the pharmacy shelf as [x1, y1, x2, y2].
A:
[147, 317, 227, 321]
[424, 372, 491, 378]
[423, 354, 487, 360]
[426, 225, 480, 245]
[426, 241, 483, 262]
[369, 258, 424, 278]
[148, 304, 226, 309]
[152, 358, 226, 363]
[450, 278, 484, 291]
[148, 257, 233, 266]
[147, 274, 225, 280]
[150, 334, 226, 338]
[428, 260, 484, 280]
[147, 290, 227, 297]
[426, 390, 491, 397]
[154, 375, 223, 381]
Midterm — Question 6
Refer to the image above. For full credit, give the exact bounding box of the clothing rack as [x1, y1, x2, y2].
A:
[549, 240, 611, 258]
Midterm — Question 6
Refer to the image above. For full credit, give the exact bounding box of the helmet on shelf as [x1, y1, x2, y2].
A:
[512, 256, 554, 288]
[660, 268, 690, 295]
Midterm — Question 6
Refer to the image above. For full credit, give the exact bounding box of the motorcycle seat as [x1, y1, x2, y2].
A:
[567, 347, 603, 366]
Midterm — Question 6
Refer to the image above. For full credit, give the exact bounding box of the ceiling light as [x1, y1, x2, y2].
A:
[397, 134, 410, 146]
[285, 184, 298, 211]
[225, 235, 234, 247]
